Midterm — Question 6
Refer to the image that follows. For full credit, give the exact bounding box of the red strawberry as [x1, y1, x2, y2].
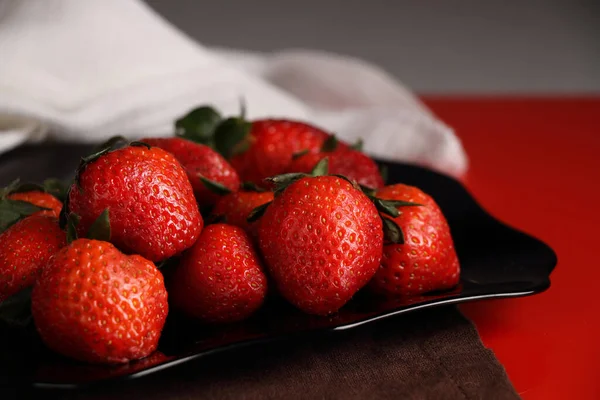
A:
[170, 224, 267, 323]
[211, 187, 274, 240]
[7, 191, 62, 218]
[288, 149, 384, 189]
[226, 119, 335, 184]
[65, 142, 202, 262]
[1, 178, 65, 219]
[174, 106, 352, 184]
[369, 184, 460, 297]
[141, 137, 240, 208]
[256, 174, 383, 315]
[31, 239, 169, 364]
[0, 216, 66, 301]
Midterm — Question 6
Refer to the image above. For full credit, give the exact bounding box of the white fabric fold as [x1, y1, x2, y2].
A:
[0, 0, 468, 178]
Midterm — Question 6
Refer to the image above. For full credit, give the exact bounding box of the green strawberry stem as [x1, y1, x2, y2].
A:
[370, 198, 422, 219]
[266, 157, 330, 196]
[213, 117, 252, 159]
[175, 106, 223, 147]
[86, 209, 111, 242]
[41, 179, 69, 202]
[310, 157, 329, 176]
[199, 176, 232, 196]
[176, 103, 255, 159]
[291, 149, 310, 160]
[369, 196, 422, 244]
[240, 182, 267, 192]
[0, 287, 34, 329]
[129, 141, 152, 149]
[205, 214, 228, 225]
[0, 199, 49, 233]
[245, 156, 420, 245]
[247, 201, 272, 223]
[320, 135, 339, 152]
[382, 217, 405, 244]
[0, 179, 52, 232]
[66, 213, 81, 244]
[351, 138, 364, 151]
[0, 179, 22, 198]
[89, 136, 129, 155]
[1, 178, 69, 203]
[66, 209, 111, 244]
[379, 165, 388, 184]
[76, 136, 131, 187]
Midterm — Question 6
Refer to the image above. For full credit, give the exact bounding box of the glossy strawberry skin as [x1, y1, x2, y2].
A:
[170, 224, 267, 323]
[229, 120, 333, 184]
[8, 191, 62, 218]
[67, 145, 202, 262]
[31, 239, 169, 364]
[288, 149, 384, 189]
[369, 184, 460, 297]
[211, 190, 274, 240]
[0, 216, 66, 302]
[258, 176, 383, 315]
[141, 137, 240, 207]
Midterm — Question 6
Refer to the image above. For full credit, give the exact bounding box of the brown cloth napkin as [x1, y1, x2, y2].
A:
[8, 306, 520, 400]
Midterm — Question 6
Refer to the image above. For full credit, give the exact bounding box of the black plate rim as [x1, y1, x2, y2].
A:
[32, 279, 551, 390]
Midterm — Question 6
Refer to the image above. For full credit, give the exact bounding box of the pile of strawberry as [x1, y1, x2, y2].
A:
[0, 105, 459, 365]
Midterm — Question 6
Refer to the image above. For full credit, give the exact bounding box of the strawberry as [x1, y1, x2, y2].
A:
[170, 224, 267, 323]
[0, 216, 66, 302]
[211, 184, 274, 240]
[254, 163, 383, 315]
[369, 184, 460, 297]
[288, 148, 384, 189]
[140, 137, 240, 208]
[8, 192, 62, 218]
[231, 120, 339, 184]
[175, 106, 354, 185]
[64, 140, 202, 262]
[31, 238, 169, 364]
[1, 178, 65, 219]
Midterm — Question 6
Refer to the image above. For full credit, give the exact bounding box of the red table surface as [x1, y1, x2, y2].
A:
[420, 97, 600, 400]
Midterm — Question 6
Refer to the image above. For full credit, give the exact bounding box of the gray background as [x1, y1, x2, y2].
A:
[145, 0, 600, 94]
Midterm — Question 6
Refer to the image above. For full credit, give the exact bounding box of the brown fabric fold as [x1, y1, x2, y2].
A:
[13, 306, 520, 400]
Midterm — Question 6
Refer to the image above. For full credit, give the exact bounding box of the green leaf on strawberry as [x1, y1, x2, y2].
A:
[41, 178, 69, 202]
[66, 213, 81, 244]
[0, 179, 22, 198]
[86, 209, 111, 242]
[382, 217, 405, 244]
[320, 135, 339, 152]
[199, 176, 232, 196]
[4, 178, 69, 203]
[310, 157, 329, 177]
[351, 138, 364, 151]
[213, 116, 252, 159]
[175, 106, 223, 146]
[0, 199, 49, 232]
[247, 201, 272, 223]
[240, 182, 267, 192]
[292, 149, 310, 160]
[379, 165, 388, 184]
[0, 288, 33, 330]
[371, 198, 422, 218]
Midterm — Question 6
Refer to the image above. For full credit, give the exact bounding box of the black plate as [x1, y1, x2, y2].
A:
[0, 144, 557, 389]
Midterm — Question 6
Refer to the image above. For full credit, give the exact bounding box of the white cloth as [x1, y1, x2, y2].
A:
[0, 0, 468, 178]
